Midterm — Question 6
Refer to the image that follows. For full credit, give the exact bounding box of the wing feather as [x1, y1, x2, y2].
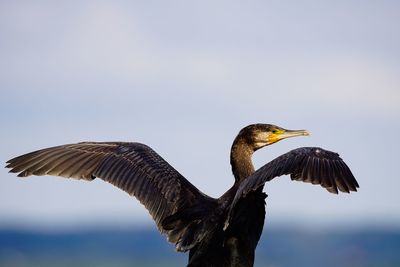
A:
[6, 142, 213, 247]
[333, 161, 349, 193]
[226, 147, 358, 227]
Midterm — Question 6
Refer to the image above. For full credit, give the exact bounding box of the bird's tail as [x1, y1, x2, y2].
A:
[162, 202, 219, 252]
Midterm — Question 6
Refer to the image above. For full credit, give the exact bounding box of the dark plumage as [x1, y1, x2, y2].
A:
[5, 124, 359, 267]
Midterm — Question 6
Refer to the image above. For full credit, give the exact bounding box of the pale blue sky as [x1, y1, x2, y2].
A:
[1, 0, 399, 230]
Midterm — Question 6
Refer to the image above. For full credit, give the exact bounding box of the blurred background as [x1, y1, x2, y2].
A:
[1, 0, 399, 266]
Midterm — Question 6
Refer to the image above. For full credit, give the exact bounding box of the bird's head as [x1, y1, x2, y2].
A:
[237, 124, 310, 151]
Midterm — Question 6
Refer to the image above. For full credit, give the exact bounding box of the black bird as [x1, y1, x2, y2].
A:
[6, 124, 358, 267]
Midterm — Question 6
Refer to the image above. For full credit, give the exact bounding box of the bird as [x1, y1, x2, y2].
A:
[5, 124, 359, 267]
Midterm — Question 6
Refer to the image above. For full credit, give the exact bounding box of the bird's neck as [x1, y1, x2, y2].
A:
[230, 139, 255, 184]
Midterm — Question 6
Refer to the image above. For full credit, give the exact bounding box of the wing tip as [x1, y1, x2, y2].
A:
[5, 158, 18, 168]
[17, 172, 28, 178]
[6, 163, 31, 178]
[329, 183, 359, 194]
[326, 186, 338, 194]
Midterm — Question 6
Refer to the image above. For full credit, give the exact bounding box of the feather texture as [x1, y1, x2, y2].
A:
[225, 147, 358, 228]
[6, 142, 213, 247]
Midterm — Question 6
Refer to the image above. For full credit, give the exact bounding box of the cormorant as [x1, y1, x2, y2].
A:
[6, 124, 358, 267]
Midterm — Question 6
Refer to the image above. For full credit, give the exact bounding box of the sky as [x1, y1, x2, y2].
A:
[0, 0, 399, 231]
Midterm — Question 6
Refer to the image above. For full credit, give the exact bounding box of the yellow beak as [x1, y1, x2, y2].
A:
[269, 129, 310, 144]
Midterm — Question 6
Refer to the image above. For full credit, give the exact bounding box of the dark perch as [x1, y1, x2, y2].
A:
[6, 124, 359, 267]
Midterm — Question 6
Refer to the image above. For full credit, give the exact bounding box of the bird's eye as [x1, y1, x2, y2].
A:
[271, 129, 277, 134]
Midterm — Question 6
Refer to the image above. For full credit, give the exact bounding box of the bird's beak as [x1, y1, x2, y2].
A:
[269, 129, 310, 144]
[280, 129, 310, 139]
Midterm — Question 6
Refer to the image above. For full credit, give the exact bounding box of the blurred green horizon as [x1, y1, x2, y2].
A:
[1, 225, 399, 267]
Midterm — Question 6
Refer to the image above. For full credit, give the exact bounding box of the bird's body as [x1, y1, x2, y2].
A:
[6, 124, 359, 267]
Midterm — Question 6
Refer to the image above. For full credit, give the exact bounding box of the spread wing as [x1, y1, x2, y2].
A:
[225, 147, 359, 228]
[6, 142, 214, 246]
